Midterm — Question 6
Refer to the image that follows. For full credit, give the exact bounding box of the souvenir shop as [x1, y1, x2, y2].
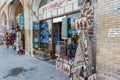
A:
[33, 11, 80, 60]
[33, 0, 97, 79]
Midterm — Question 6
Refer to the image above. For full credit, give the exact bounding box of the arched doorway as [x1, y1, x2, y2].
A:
[15, 2, 23, 22]
[1, 11, 7, 33]
[9, 0, 25, 54]
[9, 0, 23, 26]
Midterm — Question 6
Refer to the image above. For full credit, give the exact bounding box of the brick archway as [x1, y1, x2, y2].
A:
[9, 0, 23, 27]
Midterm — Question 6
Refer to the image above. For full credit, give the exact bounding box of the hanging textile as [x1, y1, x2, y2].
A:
[71, 0, 96, 80]
[73, 37, 84, 65]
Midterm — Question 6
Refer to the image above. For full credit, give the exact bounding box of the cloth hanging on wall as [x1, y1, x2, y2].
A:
[73, 36, 84, 65]
[72, 0, 95, 79]
[62, 17, 67, 39]
[75, 17, 90, 30]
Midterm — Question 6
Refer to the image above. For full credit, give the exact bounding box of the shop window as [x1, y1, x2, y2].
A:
[39, 20, 52, 43]
[38, 19, 52, 60]
[67, 12, 81, 58]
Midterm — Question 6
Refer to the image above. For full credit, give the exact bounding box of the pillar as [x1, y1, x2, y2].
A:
[24, 0, 34, 57]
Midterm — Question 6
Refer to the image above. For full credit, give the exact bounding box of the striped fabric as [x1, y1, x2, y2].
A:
[75, 17, 90, 30]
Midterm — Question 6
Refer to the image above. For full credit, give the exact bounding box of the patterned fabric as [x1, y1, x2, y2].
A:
[75, 17, 89, 30]
[75, 6, 94, 30]
[72, 0, 95, 80]
[5, 33, 16, 45]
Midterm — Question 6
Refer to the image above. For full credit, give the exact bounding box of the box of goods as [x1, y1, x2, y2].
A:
[62, 63, 71, 75]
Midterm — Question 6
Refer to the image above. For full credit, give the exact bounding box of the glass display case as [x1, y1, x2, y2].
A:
[33, 22, 40, 50]
[36, 19, 52, 60]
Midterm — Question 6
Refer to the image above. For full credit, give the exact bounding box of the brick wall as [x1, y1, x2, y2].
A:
[95, 0, 120, 80]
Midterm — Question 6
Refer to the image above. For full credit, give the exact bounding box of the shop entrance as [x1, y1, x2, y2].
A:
[52, 22, 67, 58]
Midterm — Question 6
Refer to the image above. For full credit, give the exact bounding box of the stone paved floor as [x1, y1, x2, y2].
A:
[0, 45, 69, 80]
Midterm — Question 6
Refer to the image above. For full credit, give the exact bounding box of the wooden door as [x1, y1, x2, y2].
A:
[52, 22, 67, 59]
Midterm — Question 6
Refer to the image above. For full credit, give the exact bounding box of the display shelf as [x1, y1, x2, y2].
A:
[34, 48, 51, 61]
[39, 19, 53, 59]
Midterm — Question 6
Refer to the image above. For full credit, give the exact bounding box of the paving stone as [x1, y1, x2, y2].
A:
[0, 45, 69, 80]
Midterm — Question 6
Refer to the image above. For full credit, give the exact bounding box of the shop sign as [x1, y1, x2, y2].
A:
[41, 0, 73, 12]
[42, 0, 65, 12]
[18, 14, 24, 26]
[62, 17, 67, 39]
[53, 16, 65, 23]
